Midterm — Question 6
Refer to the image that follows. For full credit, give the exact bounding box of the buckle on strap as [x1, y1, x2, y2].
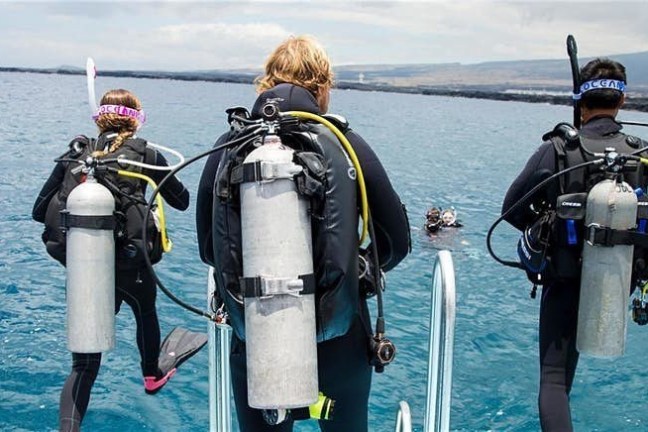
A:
[586, 223, 610, 246]
[232, 160, 302, 184]
[240, 274, 316, 298]
[586, 224, 643, 247]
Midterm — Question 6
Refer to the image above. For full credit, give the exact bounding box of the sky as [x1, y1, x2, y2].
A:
[1, 1, 648, 71]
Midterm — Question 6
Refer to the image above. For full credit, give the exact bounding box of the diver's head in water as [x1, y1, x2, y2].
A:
[255, 35, 334, 113]
[425, 207, 442, 233]
[578, 58, 626, 124]
[92, 89, 145, 156]
[442, 208, 457, 226]
[426, 207, 441, 221]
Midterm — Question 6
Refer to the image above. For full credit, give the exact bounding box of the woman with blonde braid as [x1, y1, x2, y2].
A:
[32, 89, 191, 431]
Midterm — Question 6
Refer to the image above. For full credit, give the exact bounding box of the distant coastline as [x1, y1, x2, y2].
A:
[4, 66, 648, 113]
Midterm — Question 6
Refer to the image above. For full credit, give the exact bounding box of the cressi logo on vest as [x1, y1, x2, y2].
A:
[42, 134, 163, 268]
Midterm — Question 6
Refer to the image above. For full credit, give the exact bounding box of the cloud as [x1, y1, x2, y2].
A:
[1, 1, 648, 70]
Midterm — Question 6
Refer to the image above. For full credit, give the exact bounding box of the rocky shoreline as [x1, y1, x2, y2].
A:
[4, 66, 648, 113]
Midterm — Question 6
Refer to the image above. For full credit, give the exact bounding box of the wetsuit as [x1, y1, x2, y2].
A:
[196, 84, 410, 432]
[32, 139, 189, 432]
[501, 116, 639, 431]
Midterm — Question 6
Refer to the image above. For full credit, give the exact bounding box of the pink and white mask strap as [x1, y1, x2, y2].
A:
[93, 104, 146, 124]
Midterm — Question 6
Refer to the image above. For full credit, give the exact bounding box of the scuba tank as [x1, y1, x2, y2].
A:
[239, 134, 318, 409]
[577, 177, 637, 357]
[64, 175, 116, 353]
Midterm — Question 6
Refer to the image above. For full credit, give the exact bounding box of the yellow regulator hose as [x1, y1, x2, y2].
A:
[116, 170, 173, 253]
[285, 111, 369, 244]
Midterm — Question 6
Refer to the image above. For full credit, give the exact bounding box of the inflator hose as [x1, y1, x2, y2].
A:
[117, 170, 173, 253]
[285, 111, 369, 244]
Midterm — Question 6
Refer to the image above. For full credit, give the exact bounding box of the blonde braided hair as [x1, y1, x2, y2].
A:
[93, 89, 142, 157]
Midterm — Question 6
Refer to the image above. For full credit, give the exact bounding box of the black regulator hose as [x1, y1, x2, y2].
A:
[141, 126, 264, 320]
[486, 160, 598, 268]
[567, 35, 581, 129]
[367, 213, 385, 334]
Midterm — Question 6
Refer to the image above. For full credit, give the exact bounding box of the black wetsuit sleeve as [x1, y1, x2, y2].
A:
[347, 130, 410, 272]
[32, 162, 65, 223]
[196, 133, 229, 266]
[144, 148, 190, 211]
[501, 142, 556, 231]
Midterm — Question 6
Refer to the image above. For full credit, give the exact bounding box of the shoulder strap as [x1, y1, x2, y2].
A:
[550, 136, 566, 194]
[543, 123, 582, 195]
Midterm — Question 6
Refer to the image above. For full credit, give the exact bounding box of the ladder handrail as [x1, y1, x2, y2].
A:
[208, 267, 233, 432]
[395, 401, 413, 432]
[396, 250, 456, 432]
[424, 250, 456, 432]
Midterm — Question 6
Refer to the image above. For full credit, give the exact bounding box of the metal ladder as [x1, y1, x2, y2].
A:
[396, 250, 456, 432]
[208, 250, 456, 432]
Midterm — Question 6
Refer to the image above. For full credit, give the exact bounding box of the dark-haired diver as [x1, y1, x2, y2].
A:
[501, 56, 648, 431]
[424, 207, 443, 233]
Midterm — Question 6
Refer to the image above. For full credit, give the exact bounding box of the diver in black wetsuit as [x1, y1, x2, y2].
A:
[196, 35, 410, 432]
[425, 207, 443, 233]
[32, 89, 190, 432]
[502, 58, 646, 431]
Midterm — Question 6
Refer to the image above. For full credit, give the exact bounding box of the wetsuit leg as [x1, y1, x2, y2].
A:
[538, 282, 580, 432]
[116, 268, 161, 377]
[230, 334, 294, 432]
[318, 316, 372, 432]
[59, 353, 101, 432]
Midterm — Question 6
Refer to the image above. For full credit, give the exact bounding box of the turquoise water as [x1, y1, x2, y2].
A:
[2, 71, 648, 431]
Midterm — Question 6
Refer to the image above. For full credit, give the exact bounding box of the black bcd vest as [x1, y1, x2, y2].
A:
[543, 128, 647, 281]
[211, 119, 360, 343]
[43, 134, 163, 269]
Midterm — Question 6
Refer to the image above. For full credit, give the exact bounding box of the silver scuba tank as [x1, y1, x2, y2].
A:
[65, 176, 116, 353]
[577, 178, 637, 357]
[239, 135, 319, 409]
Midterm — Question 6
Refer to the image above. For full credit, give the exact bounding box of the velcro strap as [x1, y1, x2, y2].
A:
[61, 211, 115, 230]
[231, 161, 260, 184]
[231, 160, 302, 184]
[586, 224, 648, 248]
[240, 273, 316, 298]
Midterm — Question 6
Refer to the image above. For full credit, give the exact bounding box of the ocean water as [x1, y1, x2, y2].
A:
[2, 71, 648, 432]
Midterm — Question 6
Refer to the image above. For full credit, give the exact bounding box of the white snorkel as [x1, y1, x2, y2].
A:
[86, 57, 99, 114]
[86, 57, 185, 170]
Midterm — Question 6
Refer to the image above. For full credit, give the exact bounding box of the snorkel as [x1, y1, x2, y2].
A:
[86, 57, 98, 114]
[567, 36, 648, 129]
[85, 57, 184, 169]
[567, 35, 581, 128]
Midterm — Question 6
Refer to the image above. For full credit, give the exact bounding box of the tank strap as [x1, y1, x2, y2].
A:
[61, 211, 115, 230]
[240, 274, 316, 297]
[586, 224, 648, 248]
[231, 160, 302, 184]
